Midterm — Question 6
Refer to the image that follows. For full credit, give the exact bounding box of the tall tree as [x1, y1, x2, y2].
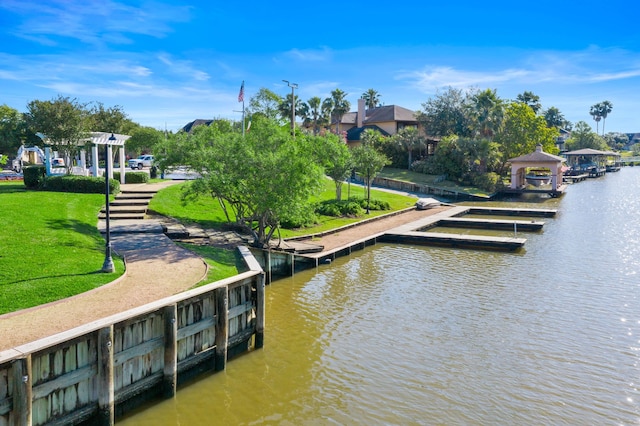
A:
[25, 96, 90, 174]
[416, 86, 470, 137]
[467, 88, 504, 139]
[248, 88, 283, 122]
[495, 102, 559, 175]
[302, 96, 323, 134]
[325, 89, 350, 134]
[127, 127, 164, 156]
[590, 103, 602, 135]
[316, 134, 353, 200]
[278, 93, 305, 129]
[353, 129, 390, 213]
[543, 106, 569, 129]
[89, 102, 130, 133]
[599, 100, 613, 135]
[362, 89, 381, 109]
[158, 116, 325, 248]
[516, 91, 542, 113]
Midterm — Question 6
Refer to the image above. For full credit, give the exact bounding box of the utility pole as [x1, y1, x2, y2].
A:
[282, 80, 298, 138]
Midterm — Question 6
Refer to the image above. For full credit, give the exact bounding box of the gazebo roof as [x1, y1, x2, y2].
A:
[509, 145, 565, 163]
[36, 131, 130, 146]
[563, 148, 612, 156]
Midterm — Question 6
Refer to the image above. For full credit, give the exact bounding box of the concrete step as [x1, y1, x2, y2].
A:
[98, 212, 146, 220]
[115, 193, 154, 200]
[110, 199, 150, 206]
[101, 205, 148, 214]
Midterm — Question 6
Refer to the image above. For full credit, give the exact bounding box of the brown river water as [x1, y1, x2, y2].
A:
[121, 167, 640, 425]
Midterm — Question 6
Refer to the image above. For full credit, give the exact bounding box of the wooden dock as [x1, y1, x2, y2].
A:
[466, 206, 557, 218]
[431, 217, 544, 231]
[380, 231, 526, 251]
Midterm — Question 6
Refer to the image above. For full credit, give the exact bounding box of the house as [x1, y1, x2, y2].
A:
[333, 99, 418, 144]
[182, 119, 214, 133]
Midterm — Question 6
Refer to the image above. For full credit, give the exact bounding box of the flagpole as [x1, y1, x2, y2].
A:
[242, 99, 245, 137]
[238, 81, 245, 137]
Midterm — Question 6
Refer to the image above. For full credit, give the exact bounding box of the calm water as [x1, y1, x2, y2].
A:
[121, 168, 640, 425]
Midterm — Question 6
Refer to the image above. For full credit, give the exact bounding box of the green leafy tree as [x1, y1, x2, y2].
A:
[89, 102, 131, 133]
[516, 91, 542, 114]
[316, 134, 353, 200]
[392, 127, 425, 169]
[127, 127, 165, 156]
[0, 104, 24, 157]
[278, 92, 306, 132]
[603, 132, 628, 150]
[416, 87, 471, 137]
[248, 88, 282, 122]
[159, 116, 324, 247]
[24, 96, 90, 174]
[565, 121, 608, 151]
[362, 88, 381, 109]
[353, 129, 390, 213]
[494, 102, 559, 175]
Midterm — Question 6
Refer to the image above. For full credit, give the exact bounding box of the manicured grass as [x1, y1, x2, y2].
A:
[176, 243, 248, 287]
[149, 178, 418, 239]
[378, 167, 492, 197]
[0, 182, 125, 314]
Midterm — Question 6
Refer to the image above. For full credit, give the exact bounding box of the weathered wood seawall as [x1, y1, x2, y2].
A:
[0, 246, 265, 425]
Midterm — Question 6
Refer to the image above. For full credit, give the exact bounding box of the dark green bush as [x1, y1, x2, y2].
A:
[350, 196, 390, 211]
[42, 175, 120, 194]
[23, 165, 46, 189]
[471, 172, 501, 193]
[316, 199, 365, 217]
[113, 171, 149, 184]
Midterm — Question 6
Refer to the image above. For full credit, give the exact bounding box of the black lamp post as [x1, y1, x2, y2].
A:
[102, 133, 116, 273]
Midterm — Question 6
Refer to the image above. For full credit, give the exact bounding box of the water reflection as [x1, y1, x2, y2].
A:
[121, 168, 640, 425]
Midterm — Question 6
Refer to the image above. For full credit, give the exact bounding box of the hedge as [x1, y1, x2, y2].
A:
[113, 171, 149, 184]
[23, 165, 46, 189]
[41, 175, 120, 194]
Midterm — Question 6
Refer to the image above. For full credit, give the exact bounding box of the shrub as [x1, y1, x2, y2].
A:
[113, 171, 149, 184]
[42, 175, 120, 194]
[349, 196, 390, 211]
[23, 165, 46, 189]
[316, 199, 365, 217]
[471, 172, 501, 193]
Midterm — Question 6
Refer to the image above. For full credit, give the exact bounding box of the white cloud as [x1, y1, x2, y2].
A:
[284, 47, 332, 62]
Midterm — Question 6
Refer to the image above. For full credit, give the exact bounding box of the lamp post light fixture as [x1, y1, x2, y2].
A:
[282, 79, 298, 138]
[101, 133, 116, 273]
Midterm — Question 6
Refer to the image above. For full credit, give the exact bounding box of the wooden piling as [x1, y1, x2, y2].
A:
[97, 326, 114, 425]
[255, 273, 265, 349]
[214, 287, 229, 371]
[163, 305, 177, 398]
[12, 356, 32, 425]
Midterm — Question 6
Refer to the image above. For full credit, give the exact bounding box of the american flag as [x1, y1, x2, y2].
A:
[238, 81, 244, 103]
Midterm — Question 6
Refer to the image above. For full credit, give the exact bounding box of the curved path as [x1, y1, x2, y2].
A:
[0, 181, 208, 351]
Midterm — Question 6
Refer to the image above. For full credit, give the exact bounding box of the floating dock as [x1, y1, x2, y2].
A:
[465, 206, 557, 218]
[427, 217, 544, 231]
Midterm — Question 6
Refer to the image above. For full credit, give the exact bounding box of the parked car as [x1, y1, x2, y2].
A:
[128, 155, 154, 170]
[51, 158, 65, 167]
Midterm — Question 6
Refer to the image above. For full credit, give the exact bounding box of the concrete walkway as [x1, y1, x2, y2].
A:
[0, 181, 208, 351]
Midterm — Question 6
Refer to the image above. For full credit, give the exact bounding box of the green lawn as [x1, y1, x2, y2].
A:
[149, 178, 419, 239]
[378, 167, 492, 197]
[176, 243, 247, 286]
[0, 182, 125, 314]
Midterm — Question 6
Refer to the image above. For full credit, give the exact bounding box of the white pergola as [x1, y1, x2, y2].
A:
[36, 132, 131, 184]
[89, 132, 130, 184]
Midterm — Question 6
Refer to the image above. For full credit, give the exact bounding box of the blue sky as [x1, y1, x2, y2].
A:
[1, 0, 639, 133]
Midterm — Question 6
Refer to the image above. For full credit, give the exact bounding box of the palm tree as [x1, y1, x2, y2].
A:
[516, 91, 542, 114]
[362, 89, 381, 109]
[324, 89, 350, 134]
[467, 88, 504, 139]
[543, 106, 567, 129]
[393, 127, 425, 169]
[599, 100, 613, 135]
[590, 103, 602, 135]
[303, 96, 322, 134]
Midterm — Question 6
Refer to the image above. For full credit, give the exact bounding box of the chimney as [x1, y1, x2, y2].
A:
[535, 144, 543, 152]
[357, 98, 365, 128]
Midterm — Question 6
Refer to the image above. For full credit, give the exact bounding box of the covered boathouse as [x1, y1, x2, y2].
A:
[506, 144, 567, 197]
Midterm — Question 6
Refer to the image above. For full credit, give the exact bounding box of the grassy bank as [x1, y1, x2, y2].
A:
[149, 179, 419, 239]
[0, 182, 126, 314]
